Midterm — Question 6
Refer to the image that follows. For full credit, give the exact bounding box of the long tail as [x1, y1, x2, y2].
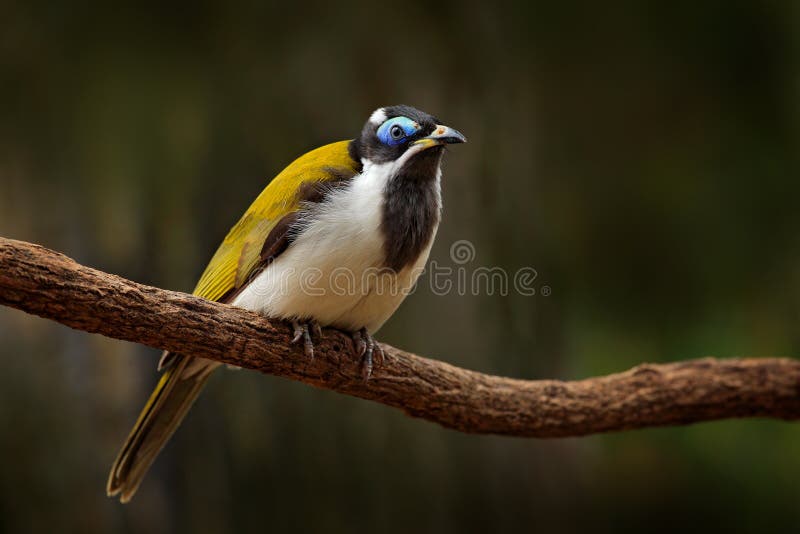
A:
[107, 355, 218, 503]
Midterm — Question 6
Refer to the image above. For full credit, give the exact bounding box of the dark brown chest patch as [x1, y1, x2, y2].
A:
[381, 148, 443, 272]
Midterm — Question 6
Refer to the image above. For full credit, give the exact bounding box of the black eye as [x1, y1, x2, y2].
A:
[390, 124, 405, 140]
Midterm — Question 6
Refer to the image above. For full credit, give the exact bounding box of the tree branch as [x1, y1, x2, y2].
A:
[0, 236, 798, 437]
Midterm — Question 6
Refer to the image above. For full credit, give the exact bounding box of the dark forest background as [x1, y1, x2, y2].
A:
[1, 1, 798, 533]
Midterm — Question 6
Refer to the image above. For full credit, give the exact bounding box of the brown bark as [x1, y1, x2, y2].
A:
[1, 236, 799, 437]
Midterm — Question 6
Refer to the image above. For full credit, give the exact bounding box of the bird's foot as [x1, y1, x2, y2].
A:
[351, 327, 385, 381]
[291, 319, 323, 359]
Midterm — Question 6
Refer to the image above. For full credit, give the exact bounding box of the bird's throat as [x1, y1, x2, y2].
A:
[380, 149, 443, 272]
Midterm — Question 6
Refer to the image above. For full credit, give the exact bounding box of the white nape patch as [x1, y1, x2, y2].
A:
[232, 153, 442, 334]
[369, 107, 387, 125]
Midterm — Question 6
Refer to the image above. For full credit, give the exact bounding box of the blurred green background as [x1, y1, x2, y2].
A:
[1, 1, 799, 532]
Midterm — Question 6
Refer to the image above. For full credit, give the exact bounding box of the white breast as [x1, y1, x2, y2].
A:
[232, 160, 441, 333]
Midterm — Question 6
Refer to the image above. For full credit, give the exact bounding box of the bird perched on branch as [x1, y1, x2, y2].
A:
[107, 105, 465, 502]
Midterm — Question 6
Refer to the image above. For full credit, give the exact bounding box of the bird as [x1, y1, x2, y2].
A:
[106, 104, 465, 503]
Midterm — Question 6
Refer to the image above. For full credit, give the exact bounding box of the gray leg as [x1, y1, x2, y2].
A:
[351, 327, 385, 381]
[291, 319, 322, 359]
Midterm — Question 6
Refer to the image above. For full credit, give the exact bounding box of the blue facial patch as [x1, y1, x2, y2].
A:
[376, 116, 420, 146]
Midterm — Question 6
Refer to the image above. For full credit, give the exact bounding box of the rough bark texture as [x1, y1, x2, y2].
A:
[1, 236, 799, 437]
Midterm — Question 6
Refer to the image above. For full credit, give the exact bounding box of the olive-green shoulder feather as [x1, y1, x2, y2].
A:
[192, 140, 359, 302]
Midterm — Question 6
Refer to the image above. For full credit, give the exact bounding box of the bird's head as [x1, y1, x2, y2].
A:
[349, 105, 466, 178]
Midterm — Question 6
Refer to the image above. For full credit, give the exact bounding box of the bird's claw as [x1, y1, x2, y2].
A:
[351, 330, 367, 356]
[291, 321, 384, 379]
[312, 321, 323, 339]
[291, 319, 322, 359]
[351, 327, 385, 381]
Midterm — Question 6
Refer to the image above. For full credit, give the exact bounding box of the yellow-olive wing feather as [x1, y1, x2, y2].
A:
[192, 140, 359, 302]
[108, 141, 361, 502]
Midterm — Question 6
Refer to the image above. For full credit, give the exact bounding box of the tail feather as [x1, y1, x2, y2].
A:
[107, 355, 217, 503]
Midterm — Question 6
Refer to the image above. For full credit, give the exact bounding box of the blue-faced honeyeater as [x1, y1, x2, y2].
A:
[106, 105, 465, 502]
